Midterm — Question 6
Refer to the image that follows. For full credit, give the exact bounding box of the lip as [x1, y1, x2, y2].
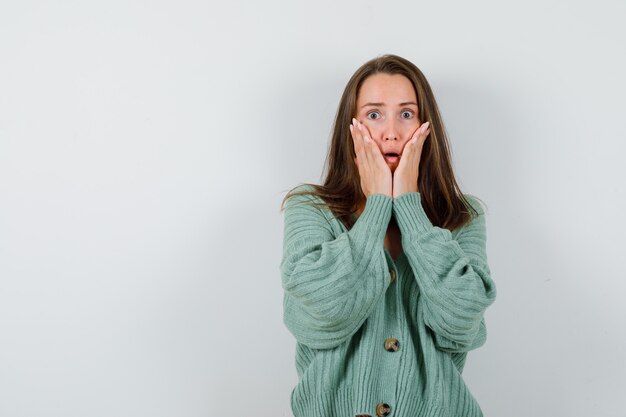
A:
[384, 155, 400, 163]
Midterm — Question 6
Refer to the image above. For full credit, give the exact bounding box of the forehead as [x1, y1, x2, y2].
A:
[357, 73, 416, 105]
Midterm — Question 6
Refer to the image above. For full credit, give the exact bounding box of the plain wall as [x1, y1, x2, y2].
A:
[1, 1, 625, 416]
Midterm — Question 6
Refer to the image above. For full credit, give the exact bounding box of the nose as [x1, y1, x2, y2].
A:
[382, 119, 399, 141]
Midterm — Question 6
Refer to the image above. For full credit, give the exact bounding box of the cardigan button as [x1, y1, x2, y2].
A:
[376, 402, 391, 417]
[384, 338, 399, 352]
[389, 269, 396, 283]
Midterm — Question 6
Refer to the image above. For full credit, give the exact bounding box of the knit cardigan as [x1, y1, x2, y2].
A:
[280, 184, 497, 417]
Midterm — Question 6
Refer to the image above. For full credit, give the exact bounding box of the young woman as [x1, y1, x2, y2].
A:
[279, 54, 497, 417]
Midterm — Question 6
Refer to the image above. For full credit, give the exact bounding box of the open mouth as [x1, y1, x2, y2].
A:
[384, 153, 400, 162]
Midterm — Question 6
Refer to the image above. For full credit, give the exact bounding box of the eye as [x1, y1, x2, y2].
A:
[366, 111, 381, 120]
[402, 110, 414, 119]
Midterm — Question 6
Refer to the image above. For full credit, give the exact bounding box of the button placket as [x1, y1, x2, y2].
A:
[384, 249, 397, 285]
[377, 249, 400, 416]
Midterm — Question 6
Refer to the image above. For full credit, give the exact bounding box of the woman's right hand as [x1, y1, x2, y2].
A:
[350, 118, 392, 198]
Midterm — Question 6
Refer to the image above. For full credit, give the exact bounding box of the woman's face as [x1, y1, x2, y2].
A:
[354, 73, 421, 171]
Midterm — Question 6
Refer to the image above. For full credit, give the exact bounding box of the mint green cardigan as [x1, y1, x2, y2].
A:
[280, 184, 497, 417]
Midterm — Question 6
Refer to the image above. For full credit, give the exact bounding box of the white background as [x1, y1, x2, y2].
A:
[1, 1, 625, 416]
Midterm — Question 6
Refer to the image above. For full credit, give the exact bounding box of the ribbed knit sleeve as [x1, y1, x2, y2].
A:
[280, 188, 393, 350]
[392, 192, 497, 353]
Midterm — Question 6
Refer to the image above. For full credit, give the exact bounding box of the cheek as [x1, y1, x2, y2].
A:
[402, 124, 419, 140]
[372, 138, 385, 150]
[359, 118, 373, 129]
[361, 120, 382, 137]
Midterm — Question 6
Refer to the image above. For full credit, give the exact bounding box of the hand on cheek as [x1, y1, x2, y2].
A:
[350, 118, 393, 198]
[393, 121, 430, 198]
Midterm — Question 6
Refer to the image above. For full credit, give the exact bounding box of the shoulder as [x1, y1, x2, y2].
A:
[283, 184, 330, 218]
[462, 193, 486, 216]
[453, 193, 488, 236]
[284, 183, 324, 206]
[282, 184, 336, 230]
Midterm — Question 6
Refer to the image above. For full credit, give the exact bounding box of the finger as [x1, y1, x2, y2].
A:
[359, 121, 383, 160]
[358, 120, 383, 164]
[350, 120, 365, 162]
[399, 135, 419, 169]
[418, 121, 430, 144]
[349, 120, 358, 151]
[407, 129, 426, 167]
[358, 119, 373, 141]
[355, 119, 373, 167]
[419, 127, 431, 147]
[351, 118, 368, 155]
[363, 135, 375, 167]
[412, 120, 429, 138]
[365, 133, 385, 165]
[396, 137, 413, 171]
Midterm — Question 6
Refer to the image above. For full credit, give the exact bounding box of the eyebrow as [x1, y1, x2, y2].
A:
[360, 101, 417, 109]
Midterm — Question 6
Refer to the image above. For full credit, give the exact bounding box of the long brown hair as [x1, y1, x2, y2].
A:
[280, 53, 485, 231]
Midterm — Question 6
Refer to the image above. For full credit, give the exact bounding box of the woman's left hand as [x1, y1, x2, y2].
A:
[393, 121, 430, 198]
